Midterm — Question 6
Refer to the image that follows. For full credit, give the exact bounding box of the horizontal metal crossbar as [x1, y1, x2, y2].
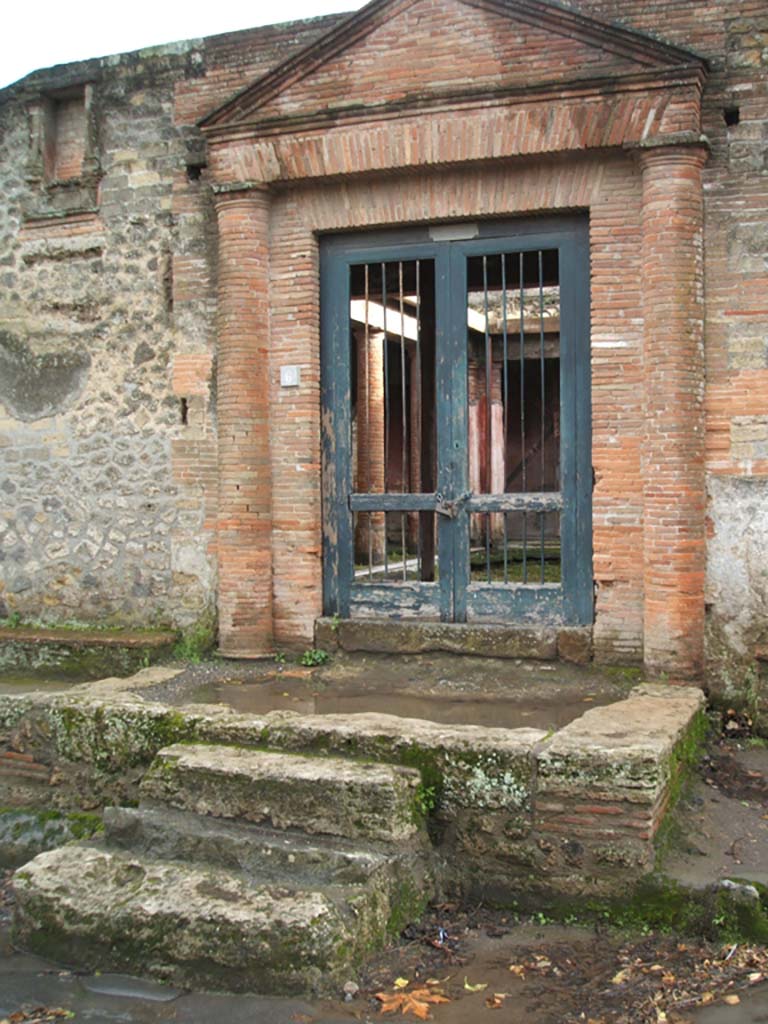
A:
[467, 493, 563, 513]
[349, 491, 562, 513]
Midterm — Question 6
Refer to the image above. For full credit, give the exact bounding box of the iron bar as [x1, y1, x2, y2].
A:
[519, 252, 527, 584]
[365, 264, 373, 581]
[539, 250, 545, 584]
[381, 262, 389, 580]
[483, 255, 492, 583]
[416, 260, 422, 582]
[501, 253, 509, 585]
[399, 261, 407, 581]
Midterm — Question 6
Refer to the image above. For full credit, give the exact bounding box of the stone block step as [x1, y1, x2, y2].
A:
[103, 805, 393, 887]
[140, 744, 423, 844]
[12, 844, 393, 995]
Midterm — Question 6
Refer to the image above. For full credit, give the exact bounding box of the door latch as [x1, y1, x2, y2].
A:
[434, 491, 472, 519]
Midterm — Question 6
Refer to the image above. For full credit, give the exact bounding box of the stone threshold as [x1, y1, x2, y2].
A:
[314, 617, 593, 664]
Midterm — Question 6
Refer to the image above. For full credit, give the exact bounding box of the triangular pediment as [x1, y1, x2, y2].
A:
[201, 0, 706, 132]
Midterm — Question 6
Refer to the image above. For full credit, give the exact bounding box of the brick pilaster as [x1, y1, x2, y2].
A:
[214, 186, 273, 656]
[639, 143, 708, 679]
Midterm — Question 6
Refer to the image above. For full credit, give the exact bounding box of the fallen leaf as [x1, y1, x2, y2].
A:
[723, 994, 740, 1006]
[612, 968, 631, 984]
[376, 987, 450, 1019]
[464, 978, 488, 992]
[508, 964, 526, 978]
[394, 977, 410, 989]
[700, 993, 715, 1005]
[748, 972, 763, 983]
[485, 994, 506, 1009]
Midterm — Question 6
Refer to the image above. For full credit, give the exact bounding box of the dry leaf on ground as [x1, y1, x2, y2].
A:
[377, 986, 451, 1020]
[485, 993, 507, 1009]
[464, 978, 488, 992]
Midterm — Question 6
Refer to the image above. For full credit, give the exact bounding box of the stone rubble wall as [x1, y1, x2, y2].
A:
[0, 18, 339, 632]
[0, 45, 215, 629]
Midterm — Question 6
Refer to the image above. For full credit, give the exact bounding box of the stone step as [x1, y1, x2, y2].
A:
[140, 743, 424, 844]
[12, 843, 400, 995]
[103, 805, 394, 887]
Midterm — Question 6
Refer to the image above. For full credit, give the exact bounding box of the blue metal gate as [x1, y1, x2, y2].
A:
[321, 217, 592, 626]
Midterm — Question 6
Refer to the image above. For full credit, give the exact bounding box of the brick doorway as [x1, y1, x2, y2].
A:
[321, 216, 592, 627]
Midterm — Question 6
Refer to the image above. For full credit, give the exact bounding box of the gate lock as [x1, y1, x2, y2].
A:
[434, 491, 472, 519]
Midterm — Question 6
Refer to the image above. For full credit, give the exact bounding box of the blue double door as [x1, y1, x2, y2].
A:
[321, 216, 592, 626]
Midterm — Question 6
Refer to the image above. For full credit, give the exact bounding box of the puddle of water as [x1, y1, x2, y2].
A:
[82, 973, 181, 1001]
[188, 677, 602, 732]
[0, 666, 99, 694]
[0, 659, 115, 692]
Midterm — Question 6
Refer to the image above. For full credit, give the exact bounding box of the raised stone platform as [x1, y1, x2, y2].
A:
[0, 626, 178, 678]
[0, 627, 178, 649]
[0, 674, 706, 994]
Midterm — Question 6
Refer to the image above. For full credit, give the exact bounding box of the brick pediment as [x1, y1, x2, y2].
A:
[201, 0, 706, 135]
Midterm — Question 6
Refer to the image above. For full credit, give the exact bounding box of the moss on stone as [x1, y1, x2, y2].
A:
[654, 708, 710, 865]
[385, 875, 429, 938]
[712, 881, 768, 943]
[0, 807, 104, 868]
[50, 701, 197, 771]
[602, 665, 644, 687]
[171, 611, 217, 663]
[518, 874, 768, 944]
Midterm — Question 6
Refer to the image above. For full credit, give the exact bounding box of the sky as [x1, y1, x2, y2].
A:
[0, 0, 363, 89]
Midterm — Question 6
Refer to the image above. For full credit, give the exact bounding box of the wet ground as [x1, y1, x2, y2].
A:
[664, 743, 768, 890]
[0, 665, 109, 695]
[141, 651, 638, 732]
[2, 885, 767, 1023]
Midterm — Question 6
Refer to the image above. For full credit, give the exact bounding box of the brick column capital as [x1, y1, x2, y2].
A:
[637, 141, 709, 175]
[212, 181, 270, 206]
